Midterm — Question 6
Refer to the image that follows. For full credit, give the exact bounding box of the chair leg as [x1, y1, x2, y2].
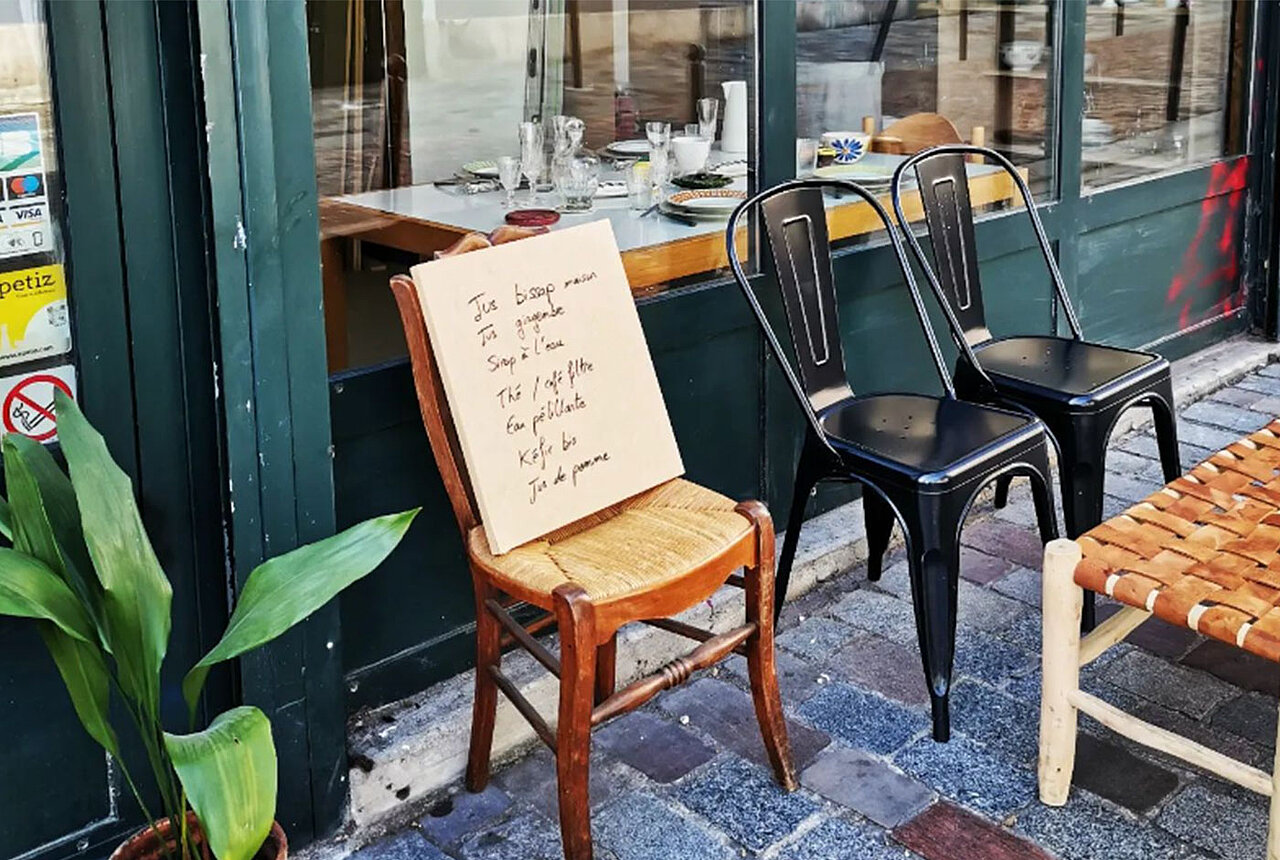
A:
[993, 473, 1013, 509]
[1025, 448, 1060, 545]
[1268, 697, 1280, 859]
[863, 488, 895, 582]
[903, 496, 964, 741]
[594, 635, 617, 705]
[738, 500, 798, 790]
[775, 443, 823, 623]
[1149, 380, 1182, 483]
[465, 578, 501, 792]
[1038, 539, 1083, 806]
[1059, 453, 1105, 631]
[553, 585, 597, 860]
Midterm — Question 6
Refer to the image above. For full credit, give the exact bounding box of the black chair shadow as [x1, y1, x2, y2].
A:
[726, 179, 1059, 741]
[891, 145, 1181, 629]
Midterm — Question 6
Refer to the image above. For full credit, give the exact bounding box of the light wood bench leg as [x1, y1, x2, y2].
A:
[1269, 704, 1280, 859]
[1039, 539, 1083, 806]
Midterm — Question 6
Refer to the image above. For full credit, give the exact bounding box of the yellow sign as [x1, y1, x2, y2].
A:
[0, 262, 70, 367]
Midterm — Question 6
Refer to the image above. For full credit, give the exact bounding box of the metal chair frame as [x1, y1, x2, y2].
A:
[726, 179, 1059, 739]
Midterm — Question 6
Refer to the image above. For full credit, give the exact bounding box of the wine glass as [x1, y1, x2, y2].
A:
[519, 121, 544, 205]
[645, 121, 671, 190]
[497, 156, 521, 208]
[697, 97, 719, 142]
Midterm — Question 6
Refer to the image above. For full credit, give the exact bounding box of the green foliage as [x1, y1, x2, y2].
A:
[0, 391, 418, 859]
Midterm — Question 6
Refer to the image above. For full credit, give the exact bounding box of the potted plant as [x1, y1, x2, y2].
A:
[0, 391, 418, 860]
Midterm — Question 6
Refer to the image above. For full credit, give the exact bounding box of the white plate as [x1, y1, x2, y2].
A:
[658, 200, 728, 222]
[666, 189, 746, 214]
[462, 159, 499, 178]
[605, 139, 650, 156]
[712, 159, 748, 178]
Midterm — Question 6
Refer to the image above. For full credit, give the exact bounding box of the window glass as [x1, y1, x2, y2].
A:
[795, 1, 1055, 247]
[1081, 0, 1248, 190]
[310, 1, 756, 372]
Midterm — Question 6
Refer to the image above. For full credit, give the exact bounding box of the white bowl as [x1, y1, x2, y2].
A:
[670, 135, 712, 176]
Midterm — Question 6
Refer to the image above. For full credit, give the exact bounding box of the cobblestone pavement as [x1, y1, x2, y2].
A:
[352, 365, 1280, 860]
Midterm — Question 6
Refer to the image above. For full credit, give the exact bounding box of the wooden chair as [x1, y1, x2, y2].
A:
[865, 113, 986, 161]
[1038, 420, 1280, 855]
[388, 272, 797, 860]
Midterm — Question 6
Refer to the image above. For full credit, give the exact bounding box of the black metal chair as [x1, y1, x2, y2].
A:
[725, 179, 1058, 741]
[891, 145, 1181, 629]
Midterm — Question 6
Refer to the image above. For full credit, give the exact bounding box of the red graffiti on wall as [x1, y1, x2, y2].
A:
[1165, 158, 1248, 328]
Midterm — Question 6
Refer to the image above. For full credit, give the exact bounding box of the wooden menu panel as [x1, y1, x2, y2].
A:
[411, 220, 684, 554]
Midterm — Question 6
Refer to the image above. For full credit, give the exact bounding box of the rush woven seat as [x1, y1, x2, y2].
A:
[1074, 418, 1280, 661]
[467, 478, 753, 604]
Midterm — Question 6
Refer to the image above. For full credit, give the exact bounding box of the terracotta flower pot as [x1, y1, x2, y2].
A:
[110, 812, 287, 860]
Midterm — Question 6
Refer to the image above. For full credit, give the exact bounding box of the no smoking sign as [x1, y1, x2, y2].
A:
[0, 364, 76, 443]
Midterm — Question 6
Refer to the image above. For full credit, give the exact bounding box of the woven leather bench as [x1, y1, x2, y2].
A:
[1038, 419, 1280, 858]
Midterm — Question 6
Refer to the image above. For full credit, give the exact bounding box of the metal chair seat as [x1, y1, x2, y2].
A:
[820, 393, 1043, 487]
[973, 336, 1168, 403]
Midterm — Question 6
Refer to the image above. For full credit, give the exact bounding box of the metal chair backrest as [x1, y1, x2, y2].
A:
[390, 273, 481, 539]
[891, 144, 1082, 353]
[726, 179, 959, 450]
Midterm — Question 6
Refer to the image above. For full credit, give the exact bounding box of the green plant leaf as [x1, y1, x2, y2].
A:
[4, 433, 103, 640]
[38, 623, 119, 757]
[54, 389, 172, 713]
[165, 707, 276, 860]
[182, 509, 418, 715]
[0, 547, 96, 643]
[0, 493, 12, 542]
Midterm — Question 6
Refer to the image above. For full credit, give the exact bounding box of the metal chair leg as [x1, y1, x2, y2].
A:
[902, 494, 965, 741]
[863, 488, 895, 582]
[1149, 378, 1182, 483]
[775, 442, 823, 623]
[993, 473, 1013, 509]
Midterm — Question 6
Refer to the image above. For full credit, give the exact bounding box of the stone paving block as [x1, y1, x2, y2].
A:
[1158, 781, 1269, 860]
[593, 792, 735, 860]
[657, 677, 831, 771]
[991, 566, 1042, 608]
[1104, 471, 1161, 504]
[492, 748, 623, 821]
[1182, 400, 1270, 434]
[1105, 447, 1167, 480]
[419, 785, 512, 846]
[798, 682, 931, 756]
[351, 830, 450, 860]
[1174, 419, 1245, 453]
[1101, 648, 1237, 719]
[996, 612, 1042, 655]
[956, 579, 1026, 633]
[673, 755, 820, 852]
[1209, 387, 1269, 409]
[1250, 394, 1280, 415]
[960, 518, 1046, 570]
[1124, 616, 1201, 659]
[1210, 692, 1278, 751]
[824, 633, 930, 706]
[1236, 372, 1280, 396]
[955, 628, 1037, 687]
[894, 801, 1054, 860]
[893, 734, 1037, 818]
[1070, 732, 1180, 815]
[950, 679, 1038, 764]
[1180, 639, 1280, 694]
[1255, 363, 1280, 378]
[593, 711, 716, 784]
[720, 647, 827, 705]
[800, 744, 935, 829]
[1015, 788, 1209, 860]
[1117, 431, 1211, 470]
[776, 616, 859, 662]
[456, 812, 564, 860]
[1101, 494, 1130, 520]
[775, 815, 922, 860]
[830, 588, 918, 645]
[959, 547, 1016, 586]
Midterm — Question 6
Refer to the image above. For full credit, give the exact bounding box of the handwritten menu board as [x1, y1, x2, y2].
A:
[411, 220, 684, 554]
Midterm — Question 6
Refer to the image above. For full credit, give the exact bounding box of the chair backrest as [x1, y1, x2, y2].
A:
[725, 179, 959, 448]
[390, 274, 481, 539]
[880, 113, 963, 154]
[891, 143, 1082, 355]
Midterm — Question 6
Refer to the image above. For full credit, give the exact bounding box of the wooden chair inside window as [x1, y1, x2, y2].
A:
[388, 263, 796, 860]
[868, 113, 987, 159]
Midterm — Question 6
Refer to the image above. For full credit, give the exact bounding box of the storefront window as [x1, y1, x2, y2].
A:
[1080, 0, 1249, 190]
[795, 0, 1055, 247]
[310, 1, 756, 372]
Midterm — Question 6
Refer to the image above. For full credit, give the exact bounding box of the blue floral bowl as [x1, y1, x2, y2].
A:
[821, 132, 869, 165]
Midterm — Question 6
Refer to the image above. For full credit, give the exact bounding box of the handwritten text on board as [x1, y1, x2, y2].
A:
[412, 220, 683, 554]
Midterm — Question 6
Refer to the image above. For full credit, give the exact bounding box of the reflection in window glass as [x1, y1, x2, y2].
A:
[309, 1, 756, 372]
[795, 1, 1055, 247]
[1081, 0, 1248, 190]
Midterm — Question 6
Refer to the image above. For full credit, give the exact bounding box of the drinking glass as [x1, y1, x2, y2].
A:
[519, 121, 544, 205]
[624, 161, 651, 210]
[497, 156, 521, 208]
[697, 97, 719, 141]
[645, 122, 671, 189]
[796, 138, 819, 177]
[556, 151, 601, 213]
[684, 123, 701, 138]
